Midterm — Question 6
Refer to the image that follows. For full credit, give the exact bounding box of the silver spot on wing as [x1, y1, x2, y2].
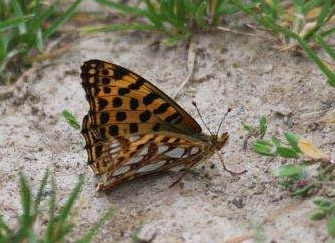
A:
[157, 145, 169, 154]
[138, 161, 166, 173]
[164, 148, 185, 158]
[113, 165, 130, 176]
[169, 164, 185, 172]
[138, 146, 149, 156]
[190, 147, 200, 155]
[124, 156, 144, 165]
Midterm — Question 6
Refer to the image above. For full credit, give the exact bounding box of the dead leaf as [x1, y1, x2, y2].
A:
[298, 139, 326, 160]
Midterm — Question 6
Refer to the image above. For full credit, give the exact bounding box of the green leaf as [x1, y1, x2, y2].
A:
[292, 184, 314, 197]
[328, 214, 335, 237]
[253, 139, 276, 156]
[277, 146, 300, 158]
[313, 198, 334, 210]
[259, 116, 267, 137]
[310, 210, 327, 221]
[274, 164, 304, 178]
[241, 122, 253, 133]
[284, 132, 301, 153]
[271, 136, 281, 147]
[62, 110, 81, 130]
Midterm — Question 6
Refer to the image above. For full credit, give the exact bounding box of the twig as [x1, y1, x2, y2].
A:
[218, 26, 254, 36]
[172, 37, 196, 99]
[0, 65, 37, 98]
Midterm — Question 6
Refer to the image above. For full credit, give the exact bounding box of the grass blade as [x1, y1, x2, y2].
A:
[34, 169, 49, 213]
[328, 214, 335, 237]
[0, 216, 12, 237]
[46, 176, 57, 242]
[43, 0, 84, 39]
[82, 23, 159, 33]
[315, 34, 335, 60]
[19, 171, 32, 227]
[11, 0, 27, 34]
[0, 15, 34, 32]
[94, 0, 147, 16]
[57, 175, 84, 227]
[76, 207, 115, 243]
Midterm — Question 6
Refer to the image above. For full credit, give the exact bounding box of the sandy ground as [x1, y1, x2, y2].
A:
[1, 6, 335, 243]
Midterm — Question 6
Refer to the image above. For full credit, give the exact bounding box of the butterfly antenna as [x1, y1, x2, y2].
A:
[217, 153, 247, 175]
[216, 107, 232, 137]
[192, 101, 213, 136]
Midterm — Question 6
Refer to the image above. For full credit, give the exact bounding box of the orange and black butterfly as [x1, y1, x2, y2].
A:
[80, 60, 242, 191]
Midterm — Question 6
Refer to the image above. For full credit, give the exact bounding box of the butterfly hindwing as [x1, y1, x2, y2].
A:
[95, 133, 205, 191]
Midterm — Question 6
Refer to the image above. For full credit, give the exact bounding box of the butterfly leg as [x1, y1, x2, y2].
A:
[168, 159, 199, 188]
[168, 170, 189, 188]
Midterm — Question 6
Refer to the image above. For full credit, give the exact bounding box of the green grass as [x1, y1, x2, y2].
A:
[86, 0, 335, 86]
[230, 0, 335, 87]
[83, 0, 238, 45]
[0, 170, 114, 242]
[0, 0, 83, 85]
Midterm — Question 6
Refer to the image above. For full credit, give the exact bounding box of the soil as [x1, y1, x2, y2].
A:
[1, 5, 335, 243]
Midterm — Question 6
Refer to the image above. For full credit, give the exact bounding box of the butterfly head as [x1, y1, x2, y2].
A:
[210, 132, 229, 151]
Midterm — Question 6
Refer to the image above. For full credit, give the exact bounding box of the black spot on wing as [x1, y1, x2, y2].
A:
[100, 112, 110, 124]
[118, 88, 130, 96]
[114, 66, 129, 79]
[128, 78, 145, 90]
[129, 123, 138, 133]
[98, 98, 108, 110]
[153, 123, 160, 131]
[143, 92, 159, 106]
[130, 98, 139, 110]
[116, 111, 127, 121]
[113, 97, 122, 108]
[109, 125, 119, 136]
[139, 111, 151, 122]
[165, 113, 182, 124]
[153, 103, 170, 114]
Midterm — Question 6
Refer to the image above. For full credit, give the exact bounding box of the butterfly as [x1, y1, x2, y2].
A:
[80, 59, 243, 191]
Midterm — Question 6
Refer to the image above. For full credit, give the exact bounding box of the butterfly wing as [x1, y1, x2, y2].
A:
[94, 132, 208, 191]
[81, 59, 201, 135]
[81, 59, 204, 175]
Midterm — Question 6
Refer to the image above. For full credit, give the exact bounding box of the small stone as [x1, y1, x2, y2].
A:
[232, 196, 244, 208]
[272, 105, 292, 116]
[137, 225, 156, 242]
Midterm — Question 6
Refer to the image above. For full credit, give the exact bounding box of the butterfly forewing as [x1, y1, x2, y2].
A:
[81, 60, 202, 135]
[80, 59, 220, 191]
